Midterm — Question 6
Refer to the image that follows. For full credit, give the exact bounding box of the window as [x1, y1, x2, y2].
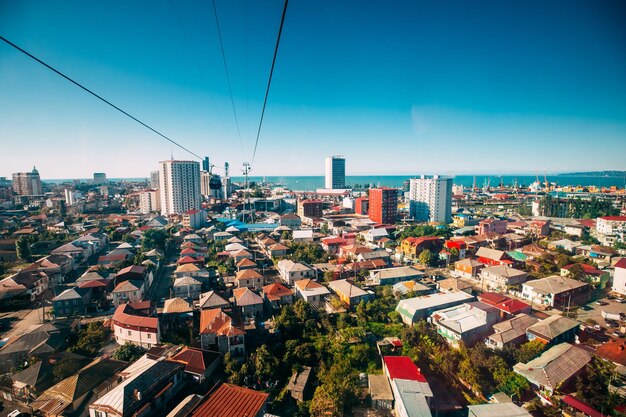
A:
[128, 330, 132, 336]
[147, 333, 151, 339]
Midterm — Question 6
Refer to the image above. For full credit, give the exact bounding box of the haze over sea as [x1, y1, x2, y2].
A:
[44, 175, 626, 191]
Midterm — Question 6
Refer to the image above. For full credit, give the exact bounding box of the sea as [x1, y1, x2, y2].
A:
[43, 174, 626, 191]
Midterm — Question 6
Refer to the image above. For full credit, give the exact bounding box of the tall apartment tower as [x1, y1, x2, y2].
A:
[408, 175, 453, 223]
[369, 187, 397, 224]
[93, 173, 107, 184]
[158, 160, 201, 215]
[12, 167, 42, 196]
[150, 171, 160, 189]
[202, 157, 210, 172]
[325, 155, 346, 189]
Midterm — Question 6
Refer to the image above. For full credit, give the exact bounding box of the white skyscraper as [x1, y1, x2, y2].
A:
[158, 160, 201, 215]
[139, 190, 160, 214]
[408, 175, 453, 223]
[150, 171, 160, 189]
[324, 155, 346, 189]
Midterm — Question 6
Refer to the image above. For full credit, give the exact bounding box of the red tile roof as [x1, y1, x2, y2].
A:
[478, 292, 531, 314]
[262, 283, 293, 301]
[199, 309, 244, 337]
[112, 304, 158, 330]
[595, 338, 626, 366]
[178, 255, 204, 264]
[383, 356, 427, 382]
[192, 383, 268, 417]
[170, 347, 220, 376]
[562, 395, 606, 417]
[599, 216, 626, 221]
[117, 265, 146, 276]
[180, 248, 200, 255]
[563, 263, 605, 276]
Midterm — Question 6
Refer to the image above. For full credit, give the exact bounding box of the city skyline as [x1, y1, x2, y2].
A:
[1, 0, 626, 178]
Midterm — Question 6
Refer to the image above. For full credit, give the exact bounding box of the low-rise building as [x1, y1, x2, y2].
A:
[328, 279, 374, 308]
[368, 374, 393, 411]
[370, 266, 424, 286]
[468, 403, 532, 417]
[486, 313, 539, 349]
[112, 279, 145, 307]
[396, 291, 475, 325]
[233, 288, 264, 318]
[173, 276, 202, 300]
[199, 309, 245, 356]
[526, 314, 579, 347]
[277, 259, 315, 285]
[475, 247, 513, 267]
[560, 263, 609, 289]
[480, 265, 527, 291]
[454, 258, 484, 280]
[197, 290, 230, 310]
[287, 366, 312, 402]
[383, 356, 433, 417]
[521, 275, 590, 309]
[52, 287, 91, 318]
[613, 258, 626, 296]
[399, 236, 442, 260]
[595, 215, 626, 246]
[190, 383, 268, 417]
[392, 280, 431, 296]
[169, 347, 221, 383]
[262, 282, 294, 309]
[430, 301, 500, 347]
[235, 269, 264, 290]
[513, 343, 592, 395]
[294, 279, 331, 307]
[548, 239, 582, 253]
[112, 303, 160, 348]
[477, 292, 531, 318]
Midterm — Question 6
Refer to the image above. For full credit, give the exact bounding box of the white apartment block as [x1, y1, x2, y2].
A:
[159, 160, 202, 215]
[408, 175, 453, 223]
[596, 216, 626, 246]
[139, 189, 160, 214]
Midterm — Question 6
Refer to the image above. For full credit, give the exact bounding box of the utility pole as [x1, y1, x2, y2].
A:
[242, 162, 252, 224]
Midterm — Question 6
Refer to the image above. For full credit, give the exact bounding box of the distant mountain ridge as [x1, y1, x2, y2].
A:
[558, 171, 626, 177]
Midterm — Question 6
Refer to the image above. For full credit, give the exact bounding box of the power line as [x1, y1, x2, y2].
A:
[0, 34, 204, 161]
[251, 0, 289, 164]
[211, 0, 245, 158]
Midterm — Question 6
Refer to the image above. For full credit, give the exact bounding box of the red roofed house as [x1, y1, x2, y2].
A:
[262, 283, 294, 309]
[178, 255, 205, 265]
[445, 239, 467, 259]
[478, 292, 532, 318]
[191, 383, 268, 417]
[115, 265, 148, 286]
[475, 247, 513, 267]
[112, 303, 160, 348]
[561, 263, 610, 289]
[594, 338, 626, 367]
[383, 356, 427, 383]
[235, 269, 264, 290]
[383, 355, 433, 415]
[478, 218, 508, 235]
[182, 209, 206, 229]
[528, 219, 551, 238]
[200, 309, 245, 356]
[170, 346, 221, 382]
[596, 215, 626, 246]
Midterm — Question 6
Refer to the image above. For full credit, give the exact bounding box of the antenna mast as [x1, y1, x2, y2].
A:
[242, 162, 252, 223]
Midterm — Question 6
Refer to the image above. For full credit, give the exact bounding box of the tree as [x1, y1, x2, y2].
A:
[16, 236, 32, 262]
[515, 340, 545, 363]
[113, 342, 145, 362]
[253, 344, 278, 383]
[53, 358, 84, 382]
[418, 249, 434, 266]
[142, 228, 168, 251]
[576, 357, 619, 411]
[69, 321, 109, 357]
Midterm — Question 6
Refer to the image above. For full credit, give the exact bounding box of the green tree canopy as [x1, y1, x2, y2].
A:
[113, 342, 145, 362]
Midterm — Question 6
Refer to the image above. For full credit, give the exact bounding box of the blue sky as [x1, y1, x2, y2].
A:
[1, 0, 625, 178]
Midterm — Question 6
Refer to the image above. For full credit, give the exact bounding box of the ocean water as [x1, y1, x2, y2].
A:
[231, 175, 626, 191]
[42, 174, 626, 191]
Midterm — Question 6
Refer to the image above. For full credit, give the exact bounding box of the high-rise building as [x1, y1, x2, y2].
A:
[324, 155, 346, 189]
[158, 160, 201, 215]
[408, 175, 453, 223]
[12, 167, 42, 196]
[355, 197, 369, 215]
[139, 190, 160, 214]
[222, 176, 232, 200]
[297, 200, 323, 218]
[64, 189, 76, 206]
[150, 171, 160, 189]
[93, 172, 107, 185]
[369, 187, 397, 224]
[200, 171, 211, 196]
[202, 156, 210, 172]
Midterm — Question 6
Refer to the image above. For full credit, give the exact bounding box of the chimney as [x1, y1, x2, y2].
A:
[134, 389, 142, 401]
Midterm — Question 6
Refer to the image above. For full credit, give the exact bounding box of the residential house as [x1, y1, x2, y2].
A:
[0, 323, 71, 372]
[277, 259, 315, 285]
[430, 301, 500, 347]
[32, 357, 127, 417]
[479, 265, 527, 291]
[392, 280, 431, 296]
[262, 283, 294, 310]
[486, 314, 539, 350]
[233, 288, 264, 318]
[112, 279, 145, 307]
[478, 218, 508, 235]
[162, 297, 194, 324]
[279, 213, 302, 229]
[454, 258, 484, 280]
[237, 258, 257, 271]
[468, 403, 532, 417]
[112, 303, 160, 348]
[513, 343, 592, 395]
[521, 275, 590, 310]
[182, 209, 206, 229]
[396, 291, 475, 325]
[437, 277, 474, 294]
[231, 249, 254, 263]
[170, 347, 221, 383]
[370, 266, 425, 286]
[266, 243, 289, 258]
[595, 215, 626, 246]
[328, 279, 374, 308]
[358, 249, 391, 264]
[89, 358, 185, 417]
[52, 287, 92, 317]
[560, 263, 609, 289]
[528, 219, 551, 237]
[293, 229, 314, 242]
[526, 314, 580, 347]
[294, 279, 331, 307]
[235, 269, 264, 290]
[321, 236, 347, 255]
[197, 290, 230, 310]
[383, 356, 433, 417]
[548, 239, 582, 254]
[173, 276, 202, 300]
[174, 263, 202, 278]
[475, 247, 513, 267]
[51, 243, 87, 264]
[613, 258, 626, 296]
[398, 236, 442, 260]
[594, 338, 626, 368]
[115, 265, 149, 287]
[0, 270, 49, 301]
[340, 244, 373, 260]
[27, 254, 76, 285]
[575, 244, 618, 264]
[477, 292, 532, 318]
[362, 228, 389, 244]
[190, 383, 268, 417]
[199, 309, 245, 356]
